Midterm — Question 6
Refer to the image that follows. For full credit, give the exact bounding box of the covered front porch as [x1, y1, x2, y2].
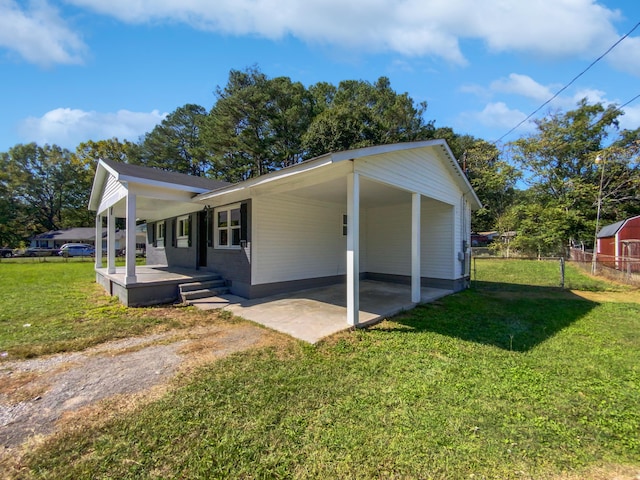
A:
[95, 265, 222, 307]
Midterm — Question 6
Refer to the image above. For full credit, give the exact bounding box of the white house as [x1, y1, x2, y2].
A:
[89, 140, 481, 326]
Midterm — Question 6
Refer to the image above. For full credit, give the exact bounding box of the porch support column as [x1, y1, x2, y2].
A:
[107, 207, 116, 274]
[346, 172, 360, 326]
[124, 193, 137, 285]
[94, 213, 102, 269]
[411, 193, 421, 303]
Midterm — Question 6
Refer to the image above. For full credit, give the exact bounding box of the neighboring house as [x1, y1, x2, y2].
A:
[32, 228, 99, 249]
[89, 140, 482, 325]
[31, 227, 145, 252]
[597, 215, 640, 272]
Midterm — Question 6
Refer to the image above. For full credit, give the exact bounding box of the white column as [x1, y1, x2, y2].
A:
[94, 213, 102, 269]
[125, 194, 137, 284]
[411, 193, 421, 303]
[107, 207, 116, 274]
[346, 172, 360, 326]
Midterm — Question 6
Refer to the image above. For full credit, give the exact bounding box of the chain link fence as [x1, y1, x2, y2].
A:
[568, 248, 640, 286]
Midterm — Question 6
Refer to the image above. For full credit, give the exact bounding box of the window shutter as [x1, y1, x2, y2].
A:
[240, 203, 248, 241]
[148, 223, 156, 247]
[172, 218, 177, 247]
[207, 210, 213, 247]
[187, 216, 192, 247]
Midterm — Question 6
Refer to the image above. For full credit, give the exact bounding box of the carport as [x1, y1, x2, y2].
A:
[189, 280, 453, 343]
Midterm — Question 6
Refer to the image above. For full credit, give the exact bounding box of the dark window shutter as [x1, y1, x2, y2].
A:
[240, 203, 248, 241]
[207, 210, 213, 247]
[188, 215, 192, 247]
[148, 223, 156, 247]
[172, 218, 177, 247]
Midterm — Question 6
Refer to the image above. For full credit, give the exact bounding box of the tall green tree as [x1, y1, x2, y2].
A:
[204, 67, 314, 182]
[75, 138, 142, 166]
[2, 143, 93, 240]
[508, 99, 630, 251]
[461, 139, 520, 233]
[139, 104, 209, 176]
[302, 77, 434, 158]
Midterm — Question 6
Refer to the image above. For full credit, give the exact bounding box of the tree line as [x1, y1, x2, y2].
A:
[1, 66, 638, 255]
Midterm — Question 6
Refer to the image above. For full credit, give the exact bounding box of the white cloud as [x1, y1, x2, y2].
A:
[457, 102, 536, 140]
[0, 0, 86, 66]
[18, 108, 167, 148]
[64, 0, 630, 67]
[619, 103, 640, 132]
[606, 36, 640, 77]
[490, 74, 554, 103]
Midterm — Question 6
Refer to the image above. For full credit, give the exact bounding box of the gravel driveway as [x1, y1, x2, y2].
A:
[0, 322, 270, 453]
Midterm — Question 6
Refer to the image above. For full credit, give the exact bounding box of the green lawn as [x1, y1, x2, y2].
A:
[5, 259, 640, 479]
[0, 261, 204, 358]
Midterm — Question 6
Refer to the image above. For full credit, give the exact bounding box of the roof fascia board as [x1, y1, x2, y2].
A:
[194, 156, 333, 201]
[117, 174, 212, 194]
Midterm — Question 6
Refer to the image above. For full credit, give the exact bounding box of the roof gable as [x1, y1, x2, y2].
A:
[598, 215, 640, 238]
[100, 159, 228, 191]
[89, 159, 230, 211]
[194, 140, 482, 210]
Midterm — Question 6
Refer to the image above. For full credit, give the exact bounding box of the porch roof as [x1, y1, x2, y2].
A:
[193, 140, 482, 210]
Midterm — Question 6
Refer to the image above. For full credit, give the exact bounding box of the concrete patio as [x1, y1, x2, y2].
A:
[190, 280, 453, 343]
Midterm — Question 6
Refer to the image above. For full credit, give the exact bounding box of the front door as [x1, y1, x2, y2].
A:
[198, 211, 208, 267]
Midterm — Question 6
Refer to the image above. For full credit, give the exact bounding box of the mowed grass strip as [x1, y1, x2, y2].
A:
[9, 260, 640, 479]
[0, 262, 207, 358]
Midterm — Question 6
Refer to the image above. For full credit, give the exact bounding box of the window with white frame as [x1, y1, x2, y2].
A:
[342, 214, 348, 236]
[176, 215, 190, 248]
[156, 221, 165, 248]
[215, 204, 241, 249]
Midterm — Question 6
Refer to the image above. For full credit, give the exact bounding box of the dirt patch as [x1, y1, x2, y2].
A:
[0, 321, 279, 458]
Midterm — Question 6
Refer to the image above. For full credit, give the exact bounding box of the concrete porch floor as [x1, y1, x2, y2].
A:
[190, 280, 453, 344]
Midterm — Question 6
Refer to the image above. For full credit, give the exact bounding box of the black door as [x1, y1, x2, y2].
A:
[198, 211, 207, 267]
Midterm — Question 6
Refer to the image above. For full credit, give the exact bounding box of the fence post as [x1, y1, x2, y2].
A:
[559, 257, 565, 288]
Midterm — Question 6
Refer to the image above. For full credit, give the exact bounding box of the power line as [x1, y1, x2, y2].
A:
[494, 19, 640, 144]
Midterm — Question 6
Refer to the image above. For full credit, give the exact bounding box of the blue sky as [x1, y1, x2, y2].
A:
[1, 0, 639, 154]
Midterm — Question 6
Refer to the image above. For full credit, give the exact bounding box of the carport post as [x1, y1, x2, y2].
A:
[411, 193, 421, 303]
[107, 207, 116, 274]
[94, 213, 102, 269]
[124, 193, 137, 285]
[346, 172, 360, 326]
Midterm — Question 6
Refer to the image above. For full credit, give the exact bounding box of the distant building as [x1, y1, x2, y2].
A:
[31, 226, 146, 252]
[597, 215, 640, 272]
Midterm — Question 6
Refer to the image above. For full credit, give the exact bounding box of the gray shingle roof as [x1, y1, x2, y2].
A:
[101, 159, 229, 191]
[597, 220, 625, 238]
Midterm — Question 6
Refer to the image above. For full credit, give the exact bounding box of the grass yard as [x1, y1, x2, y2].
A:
[4, 259, 640, 479]
[0, 261, 209, 359]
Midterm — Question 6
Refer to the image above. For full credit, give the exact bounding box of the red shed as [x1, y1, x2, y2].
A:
[596, 215, 640, 272]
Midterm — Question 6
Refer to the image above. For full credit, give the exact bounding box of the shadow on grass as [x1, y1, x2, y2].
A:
[390, 281, 599, 352]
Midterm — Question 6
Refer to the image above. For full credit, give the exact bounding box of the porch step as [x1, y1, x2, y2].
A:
[179, 277, 229, 303]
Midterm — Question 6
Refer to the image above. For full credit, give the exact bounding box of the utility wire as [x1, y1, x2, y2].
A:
[494, 19, 640, 144]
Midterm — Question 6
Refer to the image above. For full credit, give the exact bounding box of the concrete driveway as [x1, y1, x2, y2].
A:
[191, 280, 452, 343]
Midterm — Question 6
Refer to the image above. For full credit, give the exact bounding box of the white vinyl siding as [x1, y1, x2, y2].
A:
[365, 198, 455, 280]
[365, 203, 411, 276]
[421, 200, 455, 279]
[355, 149, 462, 206]
[253, 194, 355, 285]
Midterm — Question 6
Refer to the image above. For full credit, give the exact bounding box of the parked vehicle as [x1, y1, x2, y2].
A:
[24, 247, 58, 257]
[58, 243, 95, 257]
[0, 247, 13, 258]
